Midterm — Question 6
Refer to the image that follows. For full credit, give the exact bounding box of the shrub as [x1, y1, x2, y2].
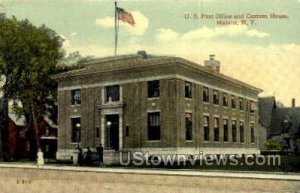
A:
[264, 140, 283, 151]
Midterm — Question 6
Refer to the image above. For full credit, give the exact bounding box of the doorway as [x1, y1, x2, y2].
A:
[105, 115, 119, 150]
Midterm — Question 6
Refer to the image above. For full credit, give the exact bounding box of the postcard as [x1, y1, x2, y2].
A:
[0, 0, 299, 192]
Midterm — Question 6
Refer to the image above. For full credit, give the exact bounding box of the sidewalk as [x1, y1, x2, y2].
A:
[0, 162, 299, 181]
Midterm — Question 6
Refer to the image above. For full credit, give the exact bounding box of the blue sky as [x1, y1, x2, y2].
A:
[1, 0, 300, 106]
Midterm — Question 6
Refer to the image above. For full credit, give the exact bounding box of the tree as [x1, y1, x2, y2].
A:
[0, 14, 64, 158]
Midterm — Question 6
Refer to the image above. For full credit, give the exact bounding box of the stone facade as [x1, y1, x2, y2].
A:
[53, 53, 262, 160]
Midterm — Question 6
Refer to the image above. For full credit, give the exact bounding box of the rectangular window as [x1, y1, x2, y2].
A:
[250, 123, 255, 143]
[125, 125, 129, 137]
[223, 93, 228, 107]
[185, 82, 192, 98]
[148, 112, 160, 140]
[96, 126, 99, 138]
[19, 130, 25, 138]
[232, 120, 237, 142]
[26, 141, 30, 152]
[203, 87, 209, 102]
[71, 117, 81, 143]
[239, 121, 244, 143]
[45, 145, 49, 152]
[213, 90, 219, 105]
[45, 127, 49, 136]
[148, 80, 160, 98]
[223, 119, 228, 142]
[231, 96, 236, 109]
[185, 113, 193, 140]
[106, 85, 120, 102]
[250, 101, 257, 113]
[239, 98, 244, 110]
[214, 117, 219, 142]
[203, 115, 210, 141]
[71, 89, 81, 105]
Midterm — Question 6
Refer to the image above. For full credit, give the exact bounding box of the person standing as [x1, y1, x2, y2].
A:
[96, 144, 104, 166]
[85, 147, 92, 166]
[77, 148, 84, 166]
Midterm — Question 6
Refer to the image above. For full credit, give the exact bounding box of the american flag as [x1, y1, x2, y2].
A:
[116, 7, 135, 27]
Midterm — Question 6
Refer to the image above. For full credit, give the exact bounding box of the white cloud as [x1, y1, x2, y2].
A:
[126, 11, 149, 36]
[70, 32, 78, 37]
[95, 17, 115, 28]
[155, 28, 179, 42]
[95, 11, 149, 36]
[60, 34, 77, 54]
[177, 25, 269, 41]
[245, 30, 269, 38]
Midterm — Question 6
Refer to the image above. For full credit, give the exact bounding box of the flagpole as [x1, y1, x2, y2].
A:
[114, 1, 118, 56]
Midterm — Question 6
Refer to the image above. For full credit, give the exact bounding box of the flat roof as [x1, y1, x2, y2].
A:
[52, 53, 263, 93]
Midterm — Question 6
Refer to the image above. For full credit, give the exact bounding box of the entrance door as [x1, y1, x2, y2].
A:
[105, 115, 119, 150]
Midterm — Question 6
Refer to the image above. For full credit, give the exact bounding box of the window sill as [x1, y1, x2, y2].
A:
[71, 104, 81, 107]
[203, 101, 210, 105]
[184, 97, 192, 101]
[103, 100, 122, 104]
[185, 140, 194, 142]
[147, 140, 161, 142]
[70, 142, 80, 145]
[147, 97, 160, 100]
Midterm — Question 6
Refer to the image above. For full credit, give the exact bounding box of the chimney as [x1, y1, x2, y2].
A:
[292, 98, 296, 108]
[204, 54, 220, 73]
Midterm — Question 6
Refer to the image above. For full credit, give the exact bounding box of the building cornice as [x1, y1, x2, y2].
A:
[52, 55, 263, 94]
